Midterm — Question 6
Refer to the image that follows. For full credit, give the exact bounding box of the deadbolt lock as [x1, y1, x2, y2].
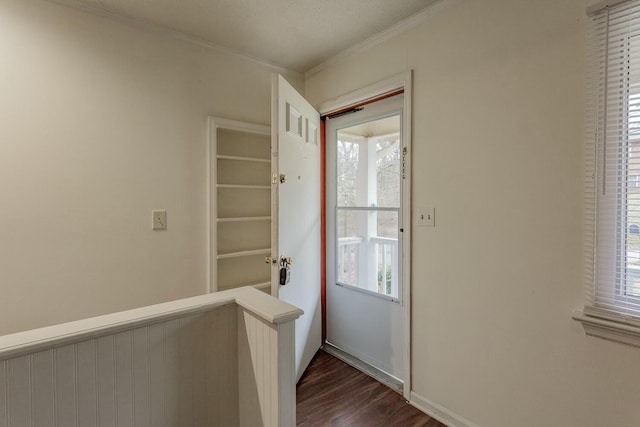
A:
[280, 256, 293, 266]
[280, 174, 287, 184]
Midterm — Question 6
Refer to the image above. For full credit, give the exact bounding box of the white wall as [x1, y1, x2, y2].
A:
[306, 0, 640, 426]
[0, 0, 302, 335]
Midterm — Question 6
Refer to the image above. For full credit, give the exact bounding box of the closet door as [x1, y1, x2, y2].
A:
[209, 118, 271, 293]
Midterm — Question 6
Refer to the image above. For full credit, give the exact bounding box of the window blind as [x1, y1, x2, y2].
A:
[587, 0, 640, 320]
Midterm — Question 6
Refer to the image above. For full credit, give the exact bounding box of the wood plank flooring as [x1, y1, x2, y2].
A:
[296, 350, 447, 427]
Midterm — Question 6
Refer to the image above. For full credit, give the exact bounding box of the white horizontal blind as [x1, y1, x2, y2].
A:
[587, 0, 640, 319]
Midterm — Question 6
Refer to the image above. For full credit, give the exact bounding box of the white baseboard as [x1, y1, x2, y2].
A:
[410, 391, 480, 427]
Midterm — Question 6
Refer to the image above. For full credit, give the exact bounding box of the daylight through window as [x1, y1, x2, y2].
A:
[586, 0, 640, 319]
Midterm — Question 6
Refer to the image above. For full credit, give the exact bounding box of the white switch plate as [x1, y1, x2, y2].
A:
[152, 210, 167, 230]
[417, 208, 435, 227]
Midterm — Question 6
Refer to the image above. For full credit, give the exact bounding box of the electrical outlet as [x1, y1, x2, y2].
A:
[417, 208, 435, 227]
[152, 210, 167, 230]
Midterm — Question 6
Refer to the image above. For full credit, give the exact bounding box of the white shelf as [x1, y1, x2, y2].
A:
[253, 284, 271, 293]
[217, 155, 270, 163]
[217, 184, 270, 190]
[219, 281, 271, 293]
[250, 281, 271, 290]
[217, 248, 271, 260]
[217, 216, 271, 223]
[252, 281, 271, 287]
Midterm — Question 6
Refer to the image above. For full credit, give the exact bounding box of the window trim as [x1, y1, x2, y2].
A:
[573, 308, 640, 347]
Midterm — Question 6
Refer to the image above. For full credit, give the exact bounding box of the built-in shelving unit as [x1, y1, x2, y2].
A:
[209, 117, 272, 294]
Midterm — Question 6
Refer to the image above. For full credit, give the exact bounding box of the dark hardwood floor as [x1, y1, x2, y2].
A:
[296, 350, 447, 427]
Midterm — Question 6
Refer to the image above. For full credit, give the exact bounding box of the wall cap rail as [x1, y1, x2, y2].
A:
[0, 286, 302, 361]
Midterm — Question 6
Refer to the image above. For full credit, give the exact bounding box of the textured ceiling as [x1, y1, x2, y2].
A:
[60, 0, 439, 72]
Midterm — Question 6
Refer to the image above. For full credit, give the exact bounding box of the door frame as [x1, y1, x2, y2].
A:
[319, 71, 412, 399]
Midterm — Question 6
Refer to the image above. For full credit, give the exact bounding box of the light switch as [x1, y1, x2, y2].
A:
[152, 210, 167, 230]
[417, 208, 435, 227]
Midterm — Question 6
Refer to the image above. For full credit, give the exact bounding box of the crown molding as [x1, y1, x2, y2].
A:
[305, 0, 465, 79]
[45, 0, 302, 78]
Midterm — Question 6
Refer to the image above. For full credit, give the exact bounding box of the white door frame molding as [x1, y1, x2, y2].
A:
[319, 71, 413, 399]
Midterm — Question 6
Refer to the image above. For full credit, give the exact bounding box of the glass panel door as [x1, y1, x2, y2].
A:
[335, 115, 401, 299]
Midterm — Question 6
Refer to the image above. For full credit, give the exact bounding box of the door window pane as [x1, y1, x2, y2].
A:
[337, 115, 401, 208]
[336, 209, 399, 298]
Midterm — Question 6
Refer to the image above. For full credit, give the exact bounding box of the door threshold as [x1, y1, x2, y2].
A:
[322, 342, 403, 393]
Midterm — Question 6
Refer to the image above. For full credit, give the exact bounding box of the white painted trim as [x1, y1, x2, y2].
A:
[321, 71, 413, 400]
[0, 286, 302, 361]
[270, 75, 279, 298]
[401, 71, 413, 401]
[410, 391, 481, 427]
[573, 310, 640, 347]
[305, 0, 464, 78]
[234, 286, 304, 325]
[208, 117, 271, 293]
[210, 118, 270, 136]
[208, 117, 217, 293]
[46, 0, 302, 78]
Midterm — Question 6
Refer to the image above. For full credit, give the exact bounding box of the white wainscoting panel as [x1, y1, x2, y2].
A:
[0, 305, 239, 427]
[7, 355, 30, 426]
[0, 361, 6, 427]
[0, 287, 302, 427]
[238, 307, 296, 427]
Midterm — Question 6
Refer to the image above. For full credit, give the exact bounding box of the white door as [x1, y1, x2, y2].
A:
[271, 74, 322, 381]
[326, 94, 405, 383]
